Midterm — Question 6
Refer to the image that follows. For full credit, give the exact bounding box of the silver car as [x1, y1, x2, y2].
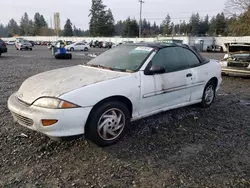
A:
[15, 39, 33, 51]
[220, 43, 250, 77]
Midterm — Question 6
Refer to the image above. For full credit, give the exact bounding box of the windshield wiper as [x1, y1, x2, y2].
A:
[86, 64, 127, 72]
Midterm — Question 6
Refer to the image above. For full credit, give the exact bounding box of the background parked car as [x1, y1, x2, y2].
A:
[102, 42, 113, 48]
[66, 41, 74, 45]
[6, 41, 15, 45]
[207, 45, 223, 52]
[90, 40, 103, 48]
[48, 40, 64, 49]
[65, 42, 90, 51]
[35, 41, 41, 45]
[220, 43, 250, 77]
[29, 41, 35, 46]
[15, 39, 33, 51]
[0, 39, 7, 56]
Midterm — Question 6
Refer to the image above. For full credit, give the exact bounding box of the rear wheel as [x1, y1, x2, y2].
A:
[85, 101, 130, 146]
[84, 47, 88, 52]
[0, 52, 1, 56]
[200, 81, 216, 108]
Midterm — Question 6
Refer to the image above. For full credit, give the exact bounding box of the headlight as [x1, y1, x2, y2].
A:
[220, 61, 228, 67]
[223, 54, 229, 59]
[33, 97, 79, 109]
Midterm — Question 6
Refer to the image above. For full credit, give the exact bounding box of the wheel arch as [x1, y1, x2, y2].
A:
[85, 95, 133, 132]
[207, 77, 218, 88]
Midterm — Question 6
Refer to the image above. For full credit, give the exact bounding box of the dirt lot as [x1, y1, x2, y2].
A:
[0, 46, 250, 188]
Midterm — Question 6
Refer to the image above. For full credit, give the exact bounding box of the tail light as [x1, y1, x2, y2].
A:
[2, 42, 6, 47]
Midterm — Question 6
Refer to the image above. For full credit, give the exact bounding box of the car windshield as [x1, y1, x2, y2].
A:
[86, 45, 154, 71]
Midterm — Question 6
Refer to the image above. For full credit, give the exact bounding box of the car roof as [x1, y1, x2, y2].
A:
[123, 42, 192, 50]
[123, 42, 209, 64]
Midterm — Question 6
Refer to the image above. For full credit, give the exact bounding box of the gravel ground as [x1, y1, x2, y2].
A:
[0, 46, 250, 188]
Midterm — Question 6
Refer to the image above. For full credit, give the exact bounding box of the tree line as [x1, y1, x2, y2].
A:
[0, 12, 89, 37]
[0, 0, 250, 37]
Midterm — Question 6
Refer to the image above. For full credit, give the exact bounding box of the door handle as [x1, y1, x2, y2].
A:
[186, 73, 192, 77]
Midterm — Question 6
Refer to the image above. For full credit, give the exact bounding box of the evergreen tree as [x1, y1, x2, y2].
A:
[40, 15, 47, 27]
[122, 17, 139, 37]
[7, 19, 19, 36]
[63, 19, 73, 36]
[104, 8, 115, 36]
[189, 13, 200, 35]
[89, 0, 115, 36]
[215, 13, 227, 35]
[115, 20, 123, 36]
[161, 14, 171, 35]
[0, 24, 8, 37]
[199, 15, 209, 35]
[89, 0, 106, 36]
[20, 12, 30, 35]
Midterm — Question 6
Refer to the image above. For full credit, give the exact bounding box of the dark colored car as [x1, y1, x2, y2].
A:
[207, 45, 223, 52]
[90, 40, 102, 48]
[0, 39, 7, 56]
[66, 41, 73, 45]
[103, 42, 113, 48]
[29, 41, 35, 46]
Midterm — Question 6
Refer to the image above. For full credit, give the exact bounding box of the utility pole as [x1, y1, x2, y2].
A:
[139, 0, 144, 38]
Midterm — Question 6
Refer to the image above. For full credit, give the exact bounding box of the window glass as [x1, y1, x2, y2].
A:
[87, 45, 153, 71]
[151, 47, 189, 72]
[181, 48, 200, 66]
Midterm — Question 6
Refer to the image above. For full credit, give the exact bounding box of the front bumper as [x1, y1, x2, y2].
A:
[7, 93, 92, 137]
[222, 67, 250, 77]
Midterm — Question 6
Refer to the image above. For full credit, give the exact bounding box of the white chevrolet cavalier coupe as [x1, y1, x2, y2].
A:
[8, 43, 222, 146]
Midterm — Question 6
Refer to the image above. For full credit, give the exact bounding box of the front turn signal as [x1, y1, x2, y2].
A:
[42, 119, 58, 126]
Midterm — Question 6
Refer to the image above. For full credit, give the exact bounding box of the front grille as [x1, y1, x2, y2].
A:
[228, 62, 249, 68]
[11, 112, 34, 127]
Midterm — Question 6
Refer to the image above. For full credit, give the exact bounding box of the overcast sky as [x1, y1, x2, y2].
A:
[1, 0, 226, 30]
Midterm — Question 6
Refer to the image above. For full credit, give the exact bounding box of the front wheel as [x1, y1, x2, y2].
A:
[70, 47, 74, 51]
[85, 101, 130, 147]
[200, 81, 216, 108]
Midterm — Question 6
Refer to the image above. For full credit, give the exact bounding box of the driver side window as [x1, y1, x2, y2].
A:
[151, 47, 189, 72]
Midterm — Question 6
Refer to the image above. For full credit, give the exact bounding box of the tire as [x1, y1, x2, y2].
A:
[70, 47, 74, 51]
[84, 47, 88, 52]
[85, 101, 130, 147]
[0, 52, 1, 56]
[200, 81, 216, 108]
[30, 48, 32, 51]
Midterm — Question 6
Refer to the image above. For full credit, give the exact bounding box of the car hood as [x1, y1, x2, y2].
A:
[17, 65, 129, 104]
[228, 45, 250, 54]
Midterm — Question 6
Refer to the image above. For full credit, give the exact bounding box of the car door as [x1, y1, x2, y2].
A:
[78, 43, 85, 51]
[139, 46, 193, 116]
[181, 47, 209, 101]
[74, 43, 81, 51]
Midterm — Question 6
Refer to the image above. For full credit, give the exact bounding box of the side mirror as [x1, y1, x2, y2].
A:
[149, 64, 165, 75]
